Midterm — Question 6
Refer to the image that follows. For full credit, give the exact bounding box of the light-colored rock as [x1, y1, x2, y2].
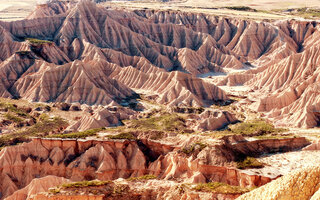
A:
[237, 165, 320, 200]
[5, 176, 69, 200]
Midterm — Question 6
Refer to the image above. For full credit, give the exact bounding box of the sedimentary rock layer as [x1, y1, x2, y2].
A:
[237, 165, 320, 200]
[1, 0, 319, 113]
[2, 137, 304, 199]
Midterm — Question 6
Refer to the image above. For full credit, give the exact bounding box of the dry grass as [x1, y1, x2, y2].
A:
[208, 120, 288, 138]
[236, 157, 264, 169]
[127, 174, 157, 181]
[46, 127, 105, 139]
[61, 180, 111, 188]
[193, 182, 252, 194]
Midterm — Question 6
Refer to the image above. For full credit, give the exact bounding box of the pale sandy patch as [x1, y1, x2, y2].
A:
[242, 150, 320, 178]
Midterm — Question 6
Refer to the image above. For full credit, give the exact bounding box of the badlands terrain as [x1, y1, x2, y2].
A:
[1, 0, 320, 199]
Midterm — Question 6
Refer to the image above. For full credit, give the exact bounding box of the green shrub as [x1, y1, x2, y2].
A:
[211, 120, 287, 138]
[0, 102, 29, 117]
[182, 142, 207, 155]
[48, 188, 61, 194]
[127, 174, 157, 181]
[47, 127, 105, 139]
[0, 114, 68, 148]
[128, 113, 187, 132]
[23, 115, 68, 136]
[4, 113, 23, 123]
[295, 8, 320, 18]
[237, 157, 264, 169]
[61, 180, 111, 188]
[231, 120, 282, 135]
[26, 38, 53, 45]
[107, 132, 136, 140]
[193, 182, 251, 194]
[225, 6, 256, 12]
[0, 135, 28, 149]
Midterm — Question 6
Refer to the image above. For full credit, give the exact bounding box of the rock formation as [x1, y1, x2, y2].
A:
[5, 176, 69, 200]
[29, 178, 242, 200]
[0, 0, 315, 111]
[237, 165, 320, 200]
[0, 0, 320, 125]
[67, 106, 136, 132]
[0, 136, 310, 199]
[195, 110, 238, 131]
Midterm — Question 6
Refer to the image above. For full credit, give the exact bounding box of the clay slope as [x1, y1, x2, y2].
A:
[5, 176, 69, 200]
[67, 106, 136, 131]
[214, 20, 320, 128]
[27, 1, 73, 19]
[112, 66, 227, 106]
[247, 44, 320, 128]
[0, 55, 135, 105]
[0, 1, 230, 106]
[0, 1, 320, 123]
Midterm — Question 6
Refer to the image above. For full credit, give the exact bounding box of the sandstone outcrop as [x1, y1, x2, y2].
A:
[0, 138, 176, 199]
[0, 136, 307, 199]
[0, 135, 311, 199]
[237, 165, 320, 200]
[5, 176, 69, 200]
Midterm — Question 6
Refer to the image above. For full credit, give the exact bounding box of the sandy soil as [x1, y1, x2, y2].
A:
[0, 0, 319, 21]
[243, 150, 320, 178]
[183, 0, 320, 10]
[107, 1, 289, 21]
[105, 0, 320, 21]
[0, 0, 36, 21]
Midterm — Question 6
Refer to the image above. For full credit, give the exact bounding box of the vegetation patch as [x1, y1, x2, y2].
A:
[47, 127, 105, 139]
[0, 102, 30, 117]
[22, 114, 68, 136]
[236, 157, 264, 169]
[107, 132, 136, 140]
[193, 182, 252, 194]
[210, 120, 287, 138]
[0, 114, 68, 148]
[127, 174, 157, 181]
[61, 180, 111, 188]
[26, 38, 53, 45]
[0, 135, 28, 150]
[48, 188, 61, 194]
[229, 120, 287, 135]
[4, 113, 23, 123]
[181, 142, 207, 155]
[126, 113, 189, 133]
[225, 6, 256, 12]
[171, 106, 205, 114]
[288, 8, 320, 18]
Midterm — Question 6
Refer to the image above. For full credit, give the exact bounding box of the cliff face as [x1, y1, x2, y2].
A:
[0, 136, 310, 199]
